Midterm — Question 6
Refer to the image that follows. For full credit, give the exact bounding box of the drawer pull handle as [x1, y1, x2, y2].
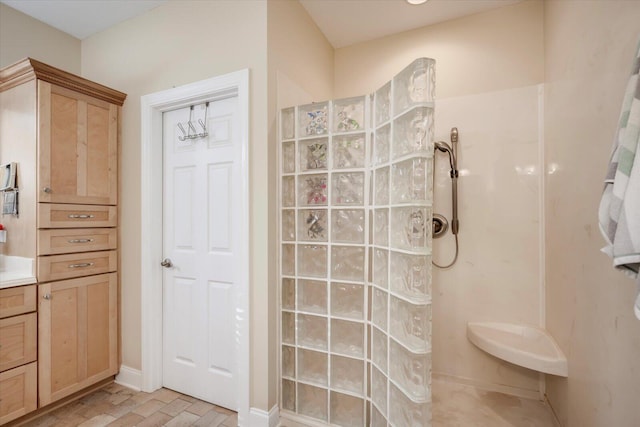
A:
[43, 293, 52, 300]
[68, 214, 95, 219]
[68, 262, 94, 268]
[43, 187, 52, 193]
[68, 238, 95, 244]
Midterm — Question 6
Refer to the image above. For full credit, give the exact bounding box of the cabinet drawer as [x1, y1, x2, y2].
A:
[38, 204, 117, 228]
[0, 286, 36, 319]
[37, 250, 117, 282]
[38, 228, 117, 255]
[0, 362, 37, 425]
[0, 313, 37, 372]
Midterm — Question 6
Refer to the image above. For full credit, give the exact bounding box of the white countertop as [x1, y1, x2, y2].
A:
[0, 255, 37, 289]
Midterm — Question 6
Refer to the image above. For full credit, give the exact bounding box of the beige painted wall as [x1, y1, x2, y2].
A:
[80, 0, 272, 411]
[334, 0, 545, 395]
[334, 0, 543, 100]
[267, 0, 334, 408]
[544, 1, 640, 425]
[0, 3, 80, 72]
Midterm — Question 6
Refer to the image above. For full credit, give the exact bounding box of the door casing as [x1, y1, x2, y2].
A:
[138, 70, 249, 425]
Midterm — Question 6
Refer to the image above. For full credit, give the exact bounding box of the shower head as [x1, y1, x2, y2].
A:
[434, 140, 452, 154]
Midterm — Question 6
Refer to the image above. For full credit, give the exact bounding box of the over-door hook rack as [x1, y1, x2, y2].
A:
[178, 102, 209, 141]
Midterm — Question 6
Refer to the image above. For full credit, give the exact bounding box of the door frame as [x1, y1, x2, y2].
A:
[139, 70, 250, 425]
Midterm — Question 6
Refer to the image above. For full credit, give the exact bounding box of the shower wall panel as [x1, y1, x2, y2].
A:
[280, 58, 434, 426]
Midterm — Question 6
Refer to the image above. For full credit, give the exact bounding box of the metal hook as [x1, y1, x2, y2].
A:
[198, 119, 207, 132]
[177, 123, 187, 141]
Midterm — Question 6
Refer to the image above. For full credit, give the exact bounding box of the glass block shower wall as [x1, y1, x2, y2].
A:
[280, 58, 435, 427]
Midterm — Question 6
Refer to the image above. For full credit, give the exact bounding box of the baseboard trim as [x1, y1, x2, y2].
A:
[433, 372, 540, 401]
[115, 365, 143, 392]
[248, 405, 279, 427]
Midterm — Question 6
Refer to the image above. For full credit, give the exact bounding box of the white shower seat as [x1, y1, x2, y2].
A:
[467, 321, 568, 377]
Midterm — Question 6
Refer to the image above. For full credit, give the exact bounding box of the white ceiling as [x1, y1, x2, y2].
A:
[1, 0, 521, 46]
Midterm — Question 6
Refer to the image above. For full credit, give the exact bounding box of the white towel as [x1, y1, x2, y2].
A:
[598, 37, 640, 320]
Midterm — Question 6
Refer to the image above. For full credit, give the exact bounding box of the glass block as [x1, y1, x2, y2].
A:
[332, 209, 365, 244]
[331, 282, 364, 320]
[393, 58, 435, 113]
[282, 278, 295, 310]
[333, 96, 365, 133]
[282, 312, 295, 345]
[282, 140, 295, 173]
[390, 157, 433, 205]
[282, 176, 295, 207]
[375, 82, 391, 126]
[298, 348, 328, 386]
[373, 249, 388, 289]
[390, 251, 431, 304]
[392, 107, 433, 160]
[282, 379, 296, 412]
[298, 383, 328, 422]
[330, 392, 364, 427]
[332, 172, 365, 205]
[331, 319, 364, 357]
[389, 339, 431, 401]
[371, 404, 387, 427]
[333, 134, 366, 169]
[299, 174, 328, 206]
[371, 289, 388, 332]
[390, 207, 431, 253]
[371, 365, 387, 417]
[282, 345, 295, 378]
[374, 209, 389, 247]
[371, 326, 388, 374]
[298, 209, 328, 242]
[281, 107, 295, 140]
[390, 296, 431, 353]
[298, 314, 327, 351]
[298, 245, 327, 278]
[282, 209, 295, 241]
[374, 167, 389, 206]
[389, 383, 431, 427]
[298, 279, 327, 314]
[299, 102, 328, 137]
[331, 355, 364, 394]
[374, 124, 390, 165]
[300, 138, 328, 171]
[331, 246, 365, 282]
[282, 244, 295, 276]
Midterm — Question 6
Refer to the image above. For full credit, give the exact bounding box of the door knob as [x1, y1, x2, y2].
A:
[43, 293, 52, 300]
[43, 187, 52, 193]
[161, 258, 173, 268]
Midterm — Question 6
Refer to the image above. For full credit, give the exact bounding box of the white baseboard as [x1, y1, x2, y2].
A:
[248, 405, 279, 427]
[115, 365, 143, 392]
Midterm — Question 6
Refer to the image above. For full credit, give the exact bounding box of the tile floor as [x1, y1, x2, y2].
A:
[19, 379, 557, 427]
[18, 383, 237, 427]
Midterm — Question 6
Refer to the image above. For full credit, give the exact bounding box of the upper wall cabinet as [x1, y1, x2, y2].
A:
[38, 82, 119, 205]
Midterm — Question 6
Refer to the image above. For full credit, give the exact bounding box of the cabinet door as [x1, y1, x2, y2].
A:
[38, 273, 118, 405]
[38, 81, 118, 205]
[0, 362, 37, 425]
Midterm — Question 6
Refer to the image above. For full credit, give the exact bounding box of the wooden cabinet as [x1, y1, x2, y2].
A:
[0, 58, 125, 421]
[0, 287, 38, 424]
[38, 83, 118, 206]
[38, 273, 118, 406]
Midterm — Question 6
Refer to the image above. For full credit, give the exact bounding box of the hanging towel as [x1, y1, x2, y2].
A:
[598, 37, 640, 319]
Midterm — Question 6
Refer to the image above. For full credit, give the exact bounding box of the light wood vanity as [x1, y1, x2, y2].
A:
[0, 58, 126, 424]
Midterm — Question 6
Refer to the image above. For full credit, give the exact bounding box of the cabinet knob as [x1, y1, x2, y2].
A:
[43, 293, 52, 300]
[43, 187, 52, 193]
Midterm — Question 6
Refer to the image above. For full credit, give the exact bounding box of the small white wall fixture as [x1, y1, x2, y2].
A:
[139, 70, 250, 425]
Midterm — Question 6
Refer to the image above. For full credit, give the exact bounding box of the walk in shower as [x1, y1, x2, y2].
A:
[279, 58, 435, 426]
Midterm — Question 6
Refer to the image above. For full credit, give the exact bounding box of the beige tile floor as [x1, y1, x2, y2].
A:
[17, 383, 237, 427]
[19, 379, 557, 427]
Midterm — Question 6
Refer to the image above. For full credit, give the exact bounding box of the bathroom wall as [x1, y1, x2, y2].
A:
[80, 0, 273, 412]
[544, 1, 640, 425]
[334, 0, 546, 396]
[0, 3, 80, 72]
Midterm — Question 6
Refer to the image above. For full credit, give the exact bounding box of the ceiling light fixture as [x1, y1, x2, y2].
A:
[406, 0, 429, 5]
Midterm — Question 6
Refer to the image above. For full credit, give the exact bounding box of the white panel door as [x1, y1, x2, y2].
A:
[162, 97, 240, 410]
